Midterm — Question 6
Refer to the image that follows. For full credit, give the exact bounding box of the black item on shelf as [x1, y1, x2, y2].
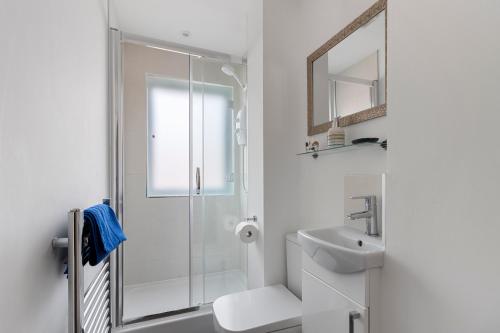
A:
[352, 137, 379, 145]
[380, 139, 387, 150]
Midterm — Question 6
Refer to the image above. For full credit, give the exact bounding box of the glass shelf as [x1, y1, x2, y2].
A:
[297, 142, 385, 158]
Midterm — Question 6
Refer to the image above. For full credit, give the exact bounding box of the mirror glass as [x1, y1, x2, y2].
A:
[312, 9, 386, 127]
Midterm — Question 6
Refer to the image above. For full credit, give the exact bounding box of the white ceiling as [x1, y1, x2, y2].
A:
[111, 0, 252, 57]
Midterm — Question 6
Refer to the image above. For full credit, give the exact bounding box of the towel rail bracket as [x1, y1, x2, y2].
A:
[51, 198, 110, 250]
[52, 237, 69, 249]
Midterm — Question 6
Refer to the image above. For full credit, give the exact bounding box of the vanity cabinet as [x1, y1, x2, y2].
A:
[301, 253, 381, 333]
[302, 271, 368, 333]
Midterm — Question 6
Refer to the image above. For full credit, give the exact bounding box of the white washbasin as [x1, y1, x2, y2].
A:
[298, 226, 384, 274]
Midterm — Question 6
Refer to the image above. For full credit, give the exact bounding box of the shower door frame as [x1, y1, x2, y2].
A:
[108, 28, 241, 328]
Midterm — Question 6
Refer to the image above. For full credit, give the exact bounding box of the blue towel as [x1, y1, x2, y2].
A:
[83, 204, 127, 266]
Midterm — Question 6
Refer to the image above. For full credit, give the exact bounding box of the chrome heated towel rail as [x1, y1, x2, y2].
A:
[52, 208, 112, 333]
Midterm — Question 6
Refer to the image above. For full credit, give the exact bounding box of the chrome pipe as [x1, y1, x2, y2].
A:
[83, 261, 111, 333]
[68, 209, 84, 333]
[84, 288, 109, 327]
[85, 299, 109, 332]
[84, 262, 110, 303]
[108, 26, 124, 327]
[121, 32, 236, 63]
[96, 312, 110, 333]
[52, 237, 68, 249]
[84, 271, 110, 308]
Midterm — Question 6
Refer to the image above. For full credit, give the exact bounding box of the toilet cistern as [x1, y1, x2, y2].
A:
[346, 195, 378, 236]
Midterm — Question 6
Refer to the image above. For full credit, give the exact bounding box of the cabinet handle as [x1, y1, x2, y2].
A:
[349, 311, 361, 333]
[196, 167, 201, 195]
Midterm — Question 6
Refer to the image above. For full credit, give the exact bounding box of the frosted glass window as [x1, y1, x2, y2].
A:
[147, 77, 190, 196]
[196, 84, 234, 196]
[147, 76, 234, 197]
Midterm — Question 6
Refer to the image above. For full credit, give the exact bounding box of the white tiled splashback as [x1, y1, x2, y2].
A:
[344, 174, 386, 241]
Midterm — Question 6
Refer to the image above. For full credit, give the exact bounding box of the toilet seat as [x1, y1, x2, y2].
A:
[213, 285, 302, 333]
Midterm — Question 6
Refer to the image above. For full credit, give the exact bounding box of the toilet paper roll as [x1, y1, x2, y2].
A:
[234, 222, 259, 243]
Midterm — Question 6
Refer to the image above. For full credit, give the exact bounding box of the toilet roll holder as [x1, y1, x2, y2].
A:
[235, 216, 259, 243]
[245, 216, 258, 223]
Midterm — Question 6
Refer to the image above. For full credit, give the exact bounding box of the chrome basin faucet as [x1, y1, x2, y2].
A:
[346, 195, 379, 236]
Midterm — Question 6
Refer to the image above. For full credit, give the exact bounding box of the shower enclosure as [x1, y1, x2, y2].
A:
[109, 30, 248, 324]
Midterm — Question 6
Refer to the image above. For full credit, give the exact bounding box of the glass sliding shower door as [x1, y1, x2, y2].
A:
[191, 57, 248, 306]
[119, 39, 247, 323]
[121, 43, 192, 321]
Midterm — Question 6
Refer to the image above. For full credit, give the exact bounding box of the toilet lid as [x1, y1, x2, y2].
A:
[213, 284, 301, 333]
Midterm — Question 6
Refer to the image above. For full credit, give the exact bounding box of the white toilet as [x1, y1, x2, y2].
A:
[213, 233, 302, 333]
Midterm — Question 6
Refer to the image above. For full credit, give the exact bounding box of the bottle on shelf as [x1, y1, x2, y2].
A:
[327, 117, 345, 146]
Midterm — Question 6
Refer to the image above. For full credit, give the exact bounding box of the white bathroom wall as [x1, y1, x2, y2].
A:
[246, 0, 265, 289]
[0, 0, 108, 332]
[262, 0, 387, 286]
[261, 0, 301, 287]
[264, 0, 500, 331]
[381, 0, 500, 331]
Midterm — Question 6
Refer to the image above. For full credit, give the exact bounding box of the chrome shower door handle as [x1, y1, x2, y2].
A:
[196, 167, 201, 195]
[349, 311, 361, 333]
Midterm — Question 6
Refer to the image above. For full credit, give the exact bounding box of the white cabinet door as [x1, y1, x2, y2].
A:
[302, 270, 368, 333]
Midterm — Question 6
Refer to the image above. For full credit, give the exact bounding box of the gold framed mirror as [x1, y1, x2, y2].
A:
[307, 0, 387, 136]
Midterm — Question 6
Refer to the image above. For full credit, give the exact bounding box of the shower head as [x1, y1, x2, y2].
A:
[221, 64, 236, 76]
[221, 64, 246, 90]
